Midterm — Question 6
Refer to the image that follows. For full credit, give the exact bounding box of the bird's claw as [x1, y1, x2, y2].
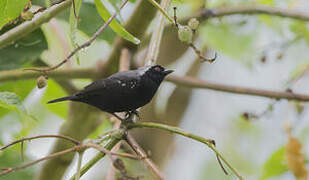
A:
[125, 110, 140, 121]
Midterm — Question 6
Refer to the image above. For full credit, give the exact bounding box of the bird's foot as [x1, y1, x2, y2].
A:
[124, 110, 140, 122]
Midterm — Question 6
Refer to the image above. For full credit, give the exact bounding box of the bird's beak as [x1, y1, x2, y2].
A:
[163, 69, 174, 75]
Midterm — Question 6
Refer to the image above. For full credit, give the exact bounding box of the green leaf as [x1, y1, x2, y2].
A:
[260, 146, 288, 180]
[0, 0, 30, 30]
[0, 28, 48, 70]
[0, 92, 26, 114]
[56, 2, 116, 43]
[0, 91, 38, 137]
[257, 0, 274, 6]
[94, 0, 140, 44]
[42, 80, 68, 119]
[69, 0, 82, 65]
[0, 80, 35, 118]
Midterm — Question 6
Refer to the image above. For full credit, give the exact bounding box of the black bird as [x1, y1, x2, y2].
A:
[48, 65, 173, 120]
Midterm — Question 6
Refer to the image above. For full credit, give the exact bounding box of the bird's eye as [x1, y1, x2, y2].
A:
[154, 67, 161, 72]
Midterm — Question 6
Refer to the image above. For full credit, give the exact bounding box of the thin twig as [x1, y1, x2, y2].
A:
[127, 122, 243, 180]
[147, 0, 174, 24]
[69, 129, 125, 180]
[24, 0, 129, 73]
[173, 7, 179, 28]
[0, 134, 80, 151]
[0, 146, 80, 176]
[189, 43, 217, 63]
[0, 138, 139, 177]
[125, 133, 164, 180]
[200, 5, 309, 21]
[173, 7, 217, 63]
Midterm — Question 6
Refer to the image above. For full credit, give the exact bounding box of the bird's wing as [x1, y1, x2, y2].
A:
[77, 70, 141, 96]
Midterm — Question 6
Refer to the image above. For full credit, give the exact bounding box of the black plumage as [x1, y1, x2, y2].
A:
[48, 65, 173, 118]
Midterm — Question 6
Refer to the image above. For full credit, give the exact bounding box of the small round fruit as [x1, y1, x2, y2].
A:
[37, 76, 48, 89]
[188, 18, 199, 30]
[178, 25, 193, 43]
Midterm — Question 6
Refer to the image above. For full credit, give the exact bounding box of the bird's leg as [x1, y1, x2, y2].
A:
[131, 110, 140, 118]
[124, 110, 140, 122]
[111, 113, 125, 121]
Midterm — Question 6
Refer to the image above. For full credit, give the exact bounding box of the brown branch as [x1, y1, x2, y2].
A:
[119, 48, 131, 72]
[0, 134, 80, 151]
[199, 5, 309, 21]
[127, 122, 243, 179]
[166, 75, 309, 101]
[125, 133, 164, 180]
[1, 67, 309, 101]
[0, 146, 80, 176]
[189, 43, 217, 63]
[85, 143, 140, 160]
[69, 129, 125, 180]
[0, 68, 101, 82]
[0, 139, 140, 177]
[25, 0, 129, 73]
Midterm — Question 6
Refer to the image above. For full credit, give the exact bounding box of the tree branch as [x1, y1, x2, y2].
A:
[37, 103, 103, 180]
[0, 134, 80, 151]
[125, 133, 164, 180]
[25, 0, 129, 72]
[166, 75, 309, 101]
[0, 146, 79, 176]
[1, 68, 309, 101]
[127, 122, 243, 180]
[0, 0, 72, 49]
[145, 0, 171, 65]
[0, 136, 138, 178]
[199, 5, 309, 21]
[69, 129, 125, 180]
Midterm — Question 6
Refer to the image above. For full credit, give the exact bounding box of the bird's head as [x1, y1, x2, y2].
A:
[139, 65, 173, 84]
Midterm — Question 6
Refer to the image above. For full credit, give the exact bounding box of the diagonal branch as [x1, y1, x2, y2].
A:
[69, 129, 125, 180]
[0, 0, 73, 48]
[25, 0, 129, 73]
[0, 138, 139, 177]
[127, 122, 243, 180]
[125, 133, 164, 180]
[0, 146, 80, 176]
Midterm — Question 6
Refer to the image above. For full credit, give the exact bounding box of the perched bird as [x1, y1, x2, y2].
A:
[48, 65, 173, 120]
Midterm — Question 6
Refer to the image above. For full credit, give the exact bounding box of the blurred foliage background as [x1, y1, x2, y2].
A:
[0, 0, 309, 179]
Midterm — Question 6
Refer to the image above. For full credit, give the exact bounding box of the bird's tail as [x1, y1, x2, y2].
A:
[47, 95, 76, 104]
